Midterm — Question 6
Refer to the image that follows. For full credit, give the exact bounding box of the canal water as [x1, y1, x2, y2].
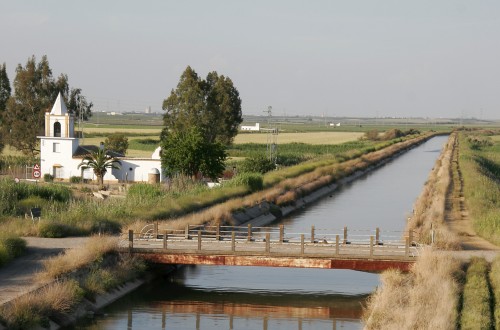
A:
[76, 136, 448, 330]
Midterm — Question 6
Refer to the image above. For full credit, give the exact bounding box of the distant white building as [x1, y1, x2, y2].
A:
[241, 123, 260, 131]
[38, 93, 164, 183]
[329, 122, 341, 127]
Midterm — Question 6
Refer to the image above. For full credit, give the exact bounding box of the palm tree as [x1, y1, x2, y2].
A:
[78, 148, 121, 190]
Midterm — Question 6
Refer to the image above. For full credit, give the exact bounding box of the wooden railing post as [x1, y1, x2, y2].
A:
[265, 233, 270, 253]
[343, 226, 348, 244]
[311, 225, 315, 243]
[405, 237, 409, 258]
[247, 224, 252, 242]
[370, 236, 374, 257]
[335, 235, 339, 255]
[197, 230, 202, 251]
[185, 225, 190, 239]
[216, 224, 220, 241]
[300, 234, 304, 255]
[409, 230, 413, 246]
[375, 227, 380, 245]
[163, 231, 168, 249]
[231, 232, 236, 252]
[128, 230, 133, 251]
[279, 224, 284, 243]
[154, 222, 158, 239]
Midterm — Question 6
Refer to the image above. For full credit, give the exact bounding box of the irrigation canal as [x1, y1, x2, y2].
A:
[77, 135, 449, 330]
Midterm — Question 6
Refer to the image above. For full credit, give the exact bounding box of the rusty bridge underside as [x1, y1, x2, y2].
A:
[130, 250, 414, 273]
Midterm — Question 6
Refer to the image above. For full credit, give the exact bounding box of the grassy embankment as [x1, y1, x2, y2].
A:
[458, 129, 500, 246]
[0, 236, 145, 329]
[406, 132, 461, 249]
[364, 253, 500, 330]
[0, 131, 431, 239]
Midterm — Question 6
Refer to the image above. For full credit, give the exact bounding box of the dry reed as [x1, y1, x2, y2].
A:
[407, 133, 461, 250]
[363, 249, 463, 329]
[38, 236, 118, 281]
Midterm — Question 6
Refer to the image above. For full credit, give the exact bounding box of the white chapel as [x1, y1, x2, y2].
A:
[38, 93, 164, 183]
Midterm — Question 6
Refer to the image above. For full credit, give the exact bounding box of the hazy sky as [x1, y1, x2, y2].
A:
[2, 1, 500, 119]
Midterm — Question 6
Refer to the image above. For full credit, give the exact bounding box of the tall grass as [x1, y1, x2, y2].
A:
[363, 249, 463, 329]
[0, 280, 83, 329]
[490, 255, 500, 329]
[460, 257, 492, 329]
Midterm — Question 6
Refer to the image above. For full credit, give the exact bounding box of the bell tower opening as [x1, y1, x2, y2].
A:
[54, 122, 61, 137]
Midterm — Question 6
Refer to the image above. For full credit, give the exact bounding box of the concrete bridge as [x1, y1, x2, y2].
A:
[120, 224, 421, 272]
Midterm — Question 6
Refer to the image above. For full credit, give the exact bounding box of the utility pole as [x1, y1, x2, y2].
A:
[262, 106, 278, 166]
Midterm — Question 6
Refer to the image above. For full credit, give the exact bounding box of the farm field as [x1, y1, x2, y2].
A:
[235, 131, 363, 145]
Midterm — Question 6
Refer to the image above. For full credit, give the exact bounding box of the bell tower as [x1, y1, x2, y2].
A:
[44, 92, 75, 138]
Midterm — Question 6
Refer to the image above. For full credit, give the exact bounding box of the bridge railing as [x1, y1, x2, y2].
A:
[124, 224, 422, 259]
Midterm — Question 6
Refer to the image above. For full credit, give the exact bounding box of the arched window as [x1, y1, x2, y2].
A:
[54, 122, 61, 137]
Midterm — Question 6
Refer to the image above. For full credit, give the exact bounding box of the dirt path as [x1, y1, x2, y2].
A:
[445, 139, 499, 251]
[0, 237, 88, 306]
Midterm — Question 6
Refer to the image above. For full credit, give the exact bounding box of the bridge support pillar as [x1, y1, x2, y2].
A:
[370, 236, 374, 257]
[231, 232, 236, 252]
[300, 234, 304, 255]
[265, 233, 270, 253]
[405, 237, 409, 257]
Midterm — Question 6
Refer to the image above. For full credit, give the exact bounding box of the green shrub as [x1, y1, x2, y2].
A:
[90, 220, 122, 235]
[225, 172, 263, 192]
[70, 176, 82, 183]
[239, 154, 275, 174]
[38, 222, 81, 238]
[43, 173, 54, 182]
[0, 235, 26, 267]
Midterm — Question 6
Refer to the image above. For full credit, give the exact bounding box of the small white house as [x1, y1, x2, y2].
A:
[38, 93, 163, 183]
[241, 123, 260, 131]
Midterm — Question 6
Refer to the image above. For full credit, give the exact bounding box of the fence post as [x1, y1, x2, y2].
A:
[375, 227, 380, 245]
[335, 235, 339, 255]
[154, 222, 158, 239]
[279, 224, 284, 243]
[405, 237, 409, 258]
[247, 224, 252, 242]
[300, 234, 304, 255]
[163, 231, 168, 249]
[185, 225, 190, 239]
[311, 225, 315, 243]
[216, 224, 220, 241]
[343, 226, 348, 244]
[197, 230, 202, 251]
[409, 230, 413, 246]
[128, 230, 133, 251]
[370, 236, 374, 257]
[231, 232, 236, 252]
[266, 233, 270, 253]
